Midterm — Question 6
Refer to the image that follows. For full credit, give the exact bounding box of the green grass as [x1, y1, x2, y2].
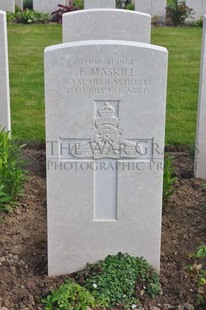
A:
[8, 24, 202, 145]
[152, 27, 202, 146]
[8, 24, 62, 141]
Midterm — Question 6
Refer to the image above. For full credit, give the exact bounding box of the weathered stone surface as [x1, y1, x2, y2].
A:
[15, 0, 23, 10]
[0, 10, 11, 131]
[63, 9, 151, 43]
[33, 0, 66, 13]
[0, 0, 15, 12]
[45, 40, 168, 276]
[195, 15, 206, 178]
[135, 0, 166, 19]
[183, 0, 206, 20]
[84, 0, 115, 9]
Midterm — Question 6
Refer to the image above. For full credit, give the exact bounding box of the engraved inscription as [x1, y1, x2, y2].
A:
[61, 57, 152, 95]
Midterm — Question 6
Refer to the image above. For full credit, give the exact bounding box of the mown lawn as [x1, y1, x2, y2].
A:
[8, 24, 62, 141]
[152, 27, 202, 146]
[8, 24, 202, 145]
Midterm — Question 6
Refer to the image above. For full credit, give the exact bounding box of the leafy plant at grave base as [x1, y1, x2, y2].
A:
[76, 252, 161, 309]
[15, 5, 22, 13]
[185, 245, 206, 305]
[166, 0, 194, 26]
[42, 280, 96, 310]
[0, 128, 26, 212]
[51, 4, 80, 24]
[6, 12, 17, 23]
[73, 0, 84, 10]
[7, 10, 51, 24]
[195, 18, 203, 27]
[163, 155, 177, 203]
[125, 2, 135, 11]
[201, 182, 206, 194]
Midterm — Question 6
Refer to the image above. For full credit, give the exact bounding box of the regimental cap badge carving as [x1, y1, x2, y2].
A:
[95, 102, 119, 128]
[70, 101, 144, 159]
[99, 102, 115, 117]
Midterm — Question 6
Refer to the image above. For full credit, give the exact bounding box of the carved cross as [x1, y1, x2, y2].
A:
[59, 101, 152, 221]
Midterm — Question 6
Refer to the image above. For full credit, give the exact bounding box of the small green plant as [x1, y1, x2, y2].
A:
[76, 252, 161, 309]
[201, 182, 206, 194]
[42, 280, 96, 310]
[125, 2, 135, 10]
[166, 0, 194, 26]
[0, 128, 26, 212]
[163, 155, 177, 203]
[73, 0, 84, 9]
[186, 246, 206, 305]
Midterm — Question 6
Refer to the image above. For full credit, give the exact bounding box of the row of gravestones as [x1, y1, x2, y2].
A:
[0, 0, 167, 19]
[1, 0, 206, 21]
[0, 5, 205, 276]
[179, 0, 206, 21]
[46, 7, 167, 276]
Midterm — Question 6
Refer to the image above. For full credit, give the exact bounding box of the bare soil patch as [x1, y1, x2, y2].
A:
[0, 147, 206, 310]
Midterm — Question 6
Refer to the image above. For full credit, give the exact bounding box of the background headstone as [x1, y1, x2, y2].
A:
[33, 0, 67, 13]
[63, 9, 151, 43]
[0, 11, 11, 131]
[45, 40, 168, 276]
[84, 0, 115, 9]
[135, 0, 166, 19]
[195, 16, 206, 178]
[0, 0, 15, 12]
[15, 0, 23, 10]
[183, 0, 206, 20]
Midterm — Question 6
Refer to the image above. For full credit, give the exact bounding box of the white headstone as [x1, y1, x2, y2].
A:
[84, 0, 115, 9]
[63, 9, 151, 43]
[195, 15, 206, 178]
[135, 0, 166, 19]
[45, 40, 168, 276]
[184, 0, 206, 20]
[15, 0, 23, 10]
[0, 0, 15, 12]
[0, 11, 11, 131]
[33, 0, 66, 13]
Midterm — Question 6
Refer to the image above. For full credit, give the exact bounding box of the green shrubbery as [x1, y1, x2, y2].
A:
[166, 0, 194, 26]
[43, 253, 161, 309]
[42, 281, 96, 310]
[7, 9, 51, 24]
[77, 253, 161, 309]
[0, 129, 26, 212]
[186, 246, 206, 305]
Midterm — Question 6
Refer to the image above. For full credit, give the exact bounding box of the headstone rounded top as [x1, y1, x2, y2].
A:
[45, 40, 167, 54]
[65, 8, 151, 18]
[63, 9, 152, 43]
